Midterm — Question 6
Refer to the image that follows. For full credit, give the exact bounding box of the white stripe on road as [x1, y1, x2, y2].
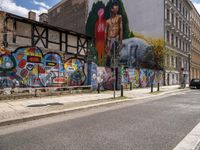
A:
[173, 121, 200, 150]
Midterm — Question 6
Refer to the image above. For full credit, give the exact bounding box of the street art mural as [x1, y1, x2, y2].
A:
[64, 58, 86, 86]
[86, 0, 130, 67]
[120, 68, 163, 89]
[0, 47, 87, 88]
[97, 67, 115, 90]
[88, 62, 98, 89]
[120, 38, 155, 68]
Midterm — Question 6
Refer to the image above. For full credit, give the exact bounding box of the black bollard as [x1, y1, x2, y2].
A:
[121, 84, 123, 97]
[151, 83, 153, 93]
[130, 82, 133, 90]
[97, 83, 100, 94]
[157, 83, 160, 91]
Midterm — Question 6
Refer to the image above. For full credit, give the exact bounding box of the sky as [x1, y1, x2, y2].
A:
[0, 0, 199, 20]
[0, 0, 61, 20]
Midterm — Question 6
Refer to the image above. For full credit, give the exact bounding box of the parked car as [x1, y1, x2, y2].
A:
[190, 79, 200, 89]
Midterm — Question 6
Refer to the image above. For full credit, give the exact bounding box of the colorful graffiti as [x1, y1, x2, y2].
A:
[64, 58, 86, 86]
[97, 67, 115, 90]
[0, 47, 87, 88]
[120, 68, 163, 89]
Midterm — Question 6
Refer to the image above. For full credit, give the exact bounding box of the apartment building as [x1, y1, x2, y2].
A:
[191, 3, 200, 79]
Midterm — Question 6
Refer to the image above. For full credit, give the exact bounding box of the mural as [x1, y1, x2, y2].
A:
[88, 62, 98, 89]
[86, 0, 159, 70]
[86, 0, 130, 66]
[64, 58, 86, 86]
[0, 47, 87, 88]
[120, 68, 163, 89]
[97, 67, 115, 90]
[120, 38, 155, 68]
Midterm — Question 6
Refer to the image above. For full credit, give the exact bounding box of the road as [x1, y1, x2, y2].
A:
[0, 90, 200, 150]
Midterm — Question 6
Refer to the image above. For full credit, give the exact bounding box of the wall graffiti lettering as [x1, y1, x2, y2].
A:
[0, 47, 87, 88]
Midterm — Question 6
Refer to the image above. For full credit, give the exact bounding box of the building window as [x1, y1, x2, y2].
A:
[171, 34, 174, 46]
[176, 0, 179, 8]
[167, 9, 170, 21]
[179, 39, 181, 50]
[167, 30, 170, 42]
[171, 13, 174, 25]
[179, 20, 182, 30]
[176, 36, 178, 47]
[176, 17, 178, 27]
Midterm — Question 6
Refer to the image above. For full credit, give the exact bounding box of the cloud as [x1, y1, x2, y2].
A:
[33, 0, 50, 9]
[193, 2, 200, 14]
[0, 0, 48, 20]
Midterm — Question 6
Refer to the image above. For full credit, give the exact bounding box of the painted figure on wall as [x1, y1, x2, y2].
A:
[95, 8, 106, 66]
[64, 58, 86, 86]
[105, 1, 123, 67]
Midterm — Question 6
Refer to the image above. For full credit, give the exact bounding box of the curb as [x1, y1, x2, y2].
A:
[0, 88, 189, 127]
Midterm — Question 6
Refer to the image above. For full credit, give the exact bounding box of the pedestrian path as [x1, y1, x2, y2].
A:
[0, 85, 185, 126]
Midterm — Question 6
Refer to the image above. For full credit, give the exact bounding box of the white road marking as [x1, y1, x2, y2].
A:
[173, 121, 200, 150]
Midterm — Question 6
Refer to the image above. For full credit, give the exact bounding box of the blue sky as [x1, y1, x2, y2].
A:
[0, 0, 200, 20]
[0, 0, 62, 20]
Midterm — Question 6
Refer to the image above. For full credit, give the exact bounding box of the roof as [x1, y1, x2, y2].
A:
[0, 10, 91, 39]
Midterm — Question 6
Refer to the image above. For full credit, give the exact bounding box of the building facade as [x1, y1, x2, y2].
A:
[191, 3, 200, 79]
[0, 11, 90, 88]
[48, 0, 88, 34]
[164, 0, 192, 85]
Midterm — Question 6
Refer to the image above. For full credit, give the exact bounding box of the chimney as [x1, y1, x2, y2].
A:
[39, 13, 48, 23]
[28, 11, 36, 21]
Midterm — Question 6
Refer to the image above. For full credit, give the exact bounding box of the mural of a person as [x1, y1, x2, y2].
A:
[105, 1, 123, 67]
[95, 8, 106, 66]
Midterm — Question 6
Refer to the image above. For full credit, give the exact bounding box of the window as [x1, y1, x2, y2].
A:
[176, 17, 178, 27]
[167, 31, 170, 42]
[179, 39, 182, 50]
[167, 9, 170, 21]
[176, 0, 179, 8]
[176, 36, 178, 47]
[171, 34, 174, 46]
[171, 13, 174, 25]
[179, 20, 182, 30]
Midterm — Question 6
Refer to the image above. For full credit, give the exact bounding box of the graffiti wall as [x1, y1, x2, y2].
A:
[121, 68, 163, 89]
[0, 47, 87, 88]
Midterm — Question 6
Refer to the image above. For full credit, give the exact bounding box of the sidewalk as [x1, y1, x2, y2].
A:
[0, 85, 187, 126]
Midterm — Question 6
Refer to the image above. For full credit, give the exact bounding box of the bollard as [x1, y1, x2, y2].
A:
[97, 83, 100, 94]
[151, 83, 153, 93]
[130, 82, 133, 90]
[157, 83, 160, 91]
[121, 84, 123, 97]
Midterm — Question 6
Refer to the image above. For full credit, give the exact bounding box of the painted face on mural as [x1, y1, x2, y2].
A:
[111, 4, 119, 15]
[98, 8, 104, 18]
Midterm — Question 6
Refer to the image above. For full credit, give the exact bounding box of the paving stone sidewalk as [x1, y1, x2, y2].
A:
[0, 85, 185, 125]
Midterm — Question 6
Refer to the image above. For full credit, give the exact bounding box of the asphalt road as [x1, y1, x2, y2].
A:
[0, 90, 200, 150]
